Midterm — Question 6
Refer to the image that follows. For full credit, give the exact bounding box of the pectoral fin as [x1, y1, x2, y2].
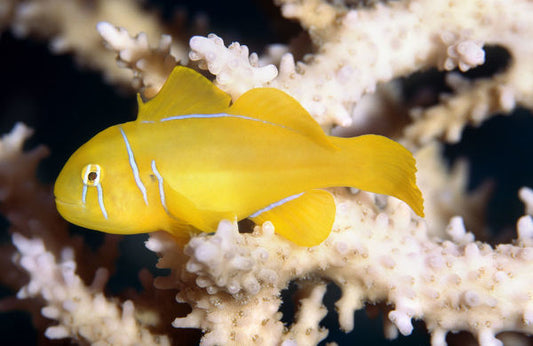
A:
[165, 185, 234, 233]
[166, 221, 197, 246]
[249, 190, 336, 247]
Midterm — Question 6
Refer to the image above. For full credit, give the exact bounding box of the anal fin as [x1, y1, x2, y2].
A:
[249, 190, 335, 247]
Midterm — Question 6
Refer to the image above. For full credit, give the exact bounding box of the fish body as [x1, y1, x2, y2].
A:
[55, 66, 424, 246]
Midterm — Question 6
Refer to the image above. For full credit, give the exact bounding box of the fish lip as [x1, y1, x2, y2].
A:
[54, 198, 82, 208]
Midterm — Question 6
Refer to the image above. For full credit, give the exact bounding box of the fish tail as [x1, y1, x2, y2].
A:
[329, 134, 424, 217]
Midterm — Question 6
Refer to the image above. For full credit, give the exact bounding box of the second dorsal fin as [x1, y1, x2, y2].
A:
[227, 88, 337, 149]
[137, 66, 232, 122]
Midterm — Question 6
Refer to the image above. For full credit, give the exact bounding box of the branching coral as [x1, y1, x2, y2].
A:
[96, 21, 179, 98]
[12, 232, 170, 345]
[0, 0, 188, 90]
[1, 0, 533, 345]
[190, 0, 533, 141]
[414, 143, 492, 238]
[150, 189, 533, 346]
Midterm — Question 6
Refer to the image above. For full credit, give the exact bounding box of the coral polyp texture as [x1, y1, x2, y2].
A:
[1, 0, 533, 345]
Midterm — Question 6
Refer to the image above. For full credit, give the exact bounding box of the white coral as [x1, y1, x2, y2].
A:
[1, 0, 188, 91]
[96, 22, 180, 98]
[519, 187, 533, 216]
[12, 233, 169, 345]
[181, 220, 277, 296]
[189, 34, 278, 99]
[0, 122, 33, 161]
[151, 189, 533, 345]
[2, 0, 533, 345]
[190, 0, 533, 139]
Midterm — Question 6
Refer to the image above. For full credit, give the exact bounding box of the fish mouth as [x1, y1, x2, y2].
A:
[54, 198, 85, 218]
[55, 198, 90, 227]
[54, 198, 82, 208]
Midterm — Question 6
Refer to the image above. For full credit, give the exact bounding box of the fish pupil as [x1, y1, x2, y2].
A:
[88, 172, 98, 181]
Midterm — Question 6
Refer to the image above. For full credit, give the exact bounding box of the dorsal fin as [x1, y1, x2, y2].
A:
[137, 66, 231, 122]
[227, 88, 337, 149]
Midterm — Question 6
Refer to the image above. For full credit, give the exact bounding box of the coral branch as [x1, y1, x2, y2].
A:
[0, 123, 68, 255]
[12, 232, 170, 345]
[191, 0, 533, 139]
[0, 0, 188, 89]
[414, 143, 491, 238]
[96, 21, 179, 98]
[2, 0, 533, 344]
[151, 189, 533, 345]
[189, 34, 278, 99]
[519, 187, 533, 216]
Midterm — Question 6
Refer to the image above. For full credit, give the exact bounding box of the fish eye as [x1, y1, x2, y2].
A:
[81, 164, 103, 186]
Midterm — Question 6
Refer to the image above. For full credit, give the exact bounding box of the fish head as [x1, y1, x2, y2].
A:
[54, 124, 151, 234]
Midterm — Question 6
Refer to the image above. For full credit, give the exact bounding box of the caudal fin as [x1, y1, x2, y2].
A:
[330, 135, 424, 217]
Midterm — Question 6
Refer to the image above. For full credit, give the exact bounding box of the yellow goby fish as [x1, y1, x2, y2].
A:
[54, 66, 424, 247]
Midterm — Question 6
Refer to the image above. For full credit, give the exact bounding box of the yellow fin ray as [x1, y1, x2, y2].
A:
[167, 222, 197, 247]
[164, 184, 234, 233]
[137, 66, 231, 121]
[227, 88, 336, 149]
[249, 190, 335, 247]
[331, 135, 424, 217]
